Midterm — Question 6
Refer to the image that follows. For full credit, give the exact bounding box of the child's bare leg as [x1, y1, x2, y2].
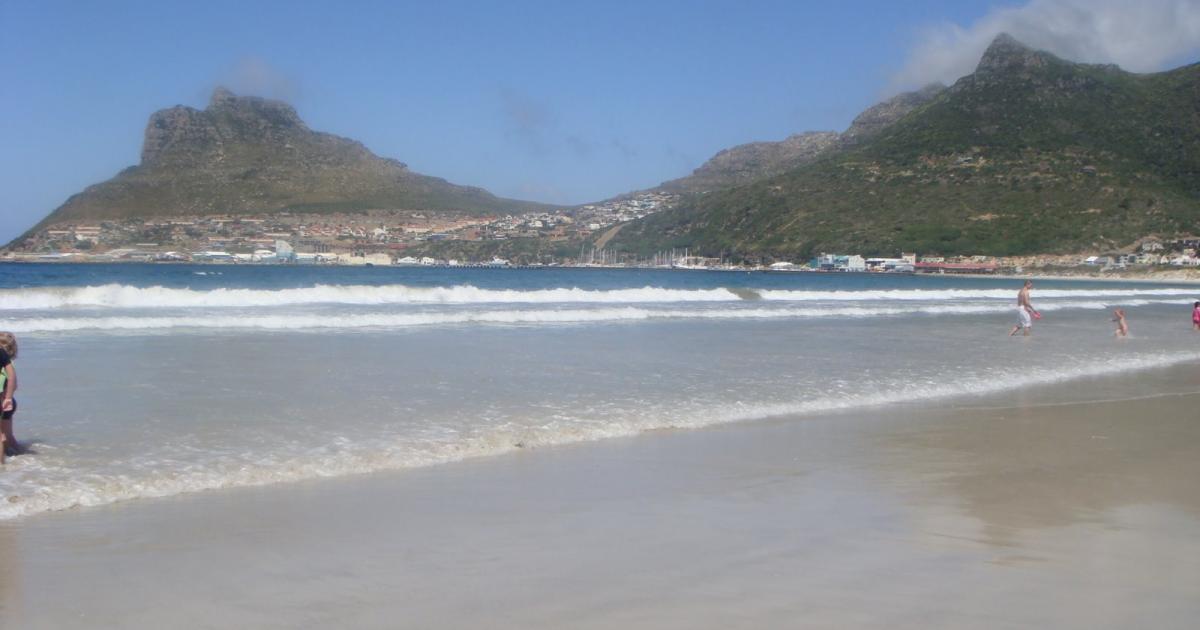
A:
[1, 431, 6, 465]
[1, 418, 16, 456]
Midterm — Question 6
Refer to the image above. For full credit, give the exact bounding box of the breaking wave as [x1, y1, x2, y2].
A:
[0, 284, 743, 309]
[756, 288, 1200, 301]
[0, 283, 1196, 311]
[2, 299, 1182, 333]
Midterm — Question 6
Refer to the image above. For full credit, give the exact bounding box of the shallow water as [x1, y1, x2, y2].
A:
[1, 263, 1198, 519]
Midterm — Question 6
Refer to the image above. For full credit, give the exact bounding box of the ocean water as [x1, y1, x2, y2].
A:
[1, 262, 1199, 520]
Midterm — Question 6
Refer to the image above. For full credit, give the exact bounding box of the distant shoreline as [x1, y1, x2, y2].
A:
[4, 257, 1200, 286]
[973, 270, 1200, 285]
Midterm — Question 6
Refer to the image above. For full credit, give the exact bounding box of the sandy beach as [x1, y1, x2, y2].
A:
[6, 1, 1200, 627]
[2, 363, 1198, 629]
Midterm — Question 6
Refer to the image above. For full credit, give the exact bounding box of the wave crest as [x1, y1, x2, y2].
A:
[3, 300, 1179, 333]
[1, 283, 1196, 311]
[0, 283, 746, 310]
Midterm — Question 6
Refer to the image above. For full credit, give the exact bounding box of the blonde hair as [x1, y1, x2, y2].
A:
[0, 332, 16, 360]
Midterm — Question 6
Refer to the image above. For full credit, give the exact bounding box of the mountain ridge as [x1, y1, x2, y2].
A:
[608, 34, 1200, 260]
[647, 83, 946, 196]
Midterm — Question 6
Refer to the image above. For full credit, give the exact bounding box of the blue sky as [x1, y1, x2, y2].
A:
[2, 0, 1198, 243]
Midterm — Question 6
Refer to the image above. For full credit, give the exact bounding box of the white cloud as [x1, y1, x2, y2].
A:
[221, 57, 301, 101]
[892, 0, 1200, 91]
[498, 87, 556, 155]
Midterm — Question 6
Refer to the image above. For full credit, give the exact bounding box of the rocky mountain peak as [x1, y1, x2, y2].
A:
[141, 88, 308, 165]
[976, 33, 1050, 74]
[209, 86, 238, 108]
[204, 86, 304, 128]
[29, 89, 554, 228]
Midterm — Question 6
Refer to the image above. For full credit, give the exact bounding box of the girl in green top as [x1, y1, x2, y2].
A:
[0, 332, 19, 464]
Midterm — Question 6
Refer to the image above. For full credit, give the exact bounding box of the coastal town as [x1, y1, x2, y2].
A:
[5, 188, 1200, 275]
[3, 191, 676, 265]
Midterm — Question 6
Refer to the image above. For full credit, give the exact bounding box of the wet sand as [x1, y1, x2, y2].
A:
[2, 367, 1199, 629]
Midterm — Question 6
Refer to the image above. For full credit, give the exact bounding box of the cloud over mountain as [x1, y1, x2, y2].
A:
[892, 0, 1200, 91]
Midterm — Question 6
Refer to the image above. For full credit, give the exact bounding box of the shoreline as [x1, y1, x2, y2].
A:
[4, 257, 1200, 285]
[5, 354, 1200, 522]
[4, 364, 1200, 628]
[967, 269, 1200, 284]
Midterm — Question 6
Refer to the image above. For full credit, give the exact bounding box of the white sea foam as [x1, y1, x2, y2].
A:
[3, 349, 1198, 520]
[1, 283, 1196, 311]
[3, 299, 1182, 333]
[756, 288, 1200, 301]
[0, 283, 746, 310]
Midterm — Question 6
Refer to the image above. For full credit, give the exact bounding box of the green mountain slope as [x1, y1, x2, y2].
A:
[657, 131, 840, 193]
[32, 88, 557, 227]
[645, 84, 944, 196]
[612, 34, 1200, 259]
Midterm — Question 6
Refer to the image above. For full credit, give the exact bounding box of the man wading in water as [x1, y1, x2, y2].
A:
[1009, 279, 1040, 337]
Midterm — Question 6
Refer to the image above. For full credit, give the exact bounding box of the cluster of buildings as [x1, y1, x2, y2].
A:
[573, 192, 678, 232]
[1002, 239, 1200, 270]
[766, 253, 996, 274]
[17, 211, 506, 255]
[8, 204, 1200, 274]
[8, 192, 682, 264]
[756, 239, 1200, 274]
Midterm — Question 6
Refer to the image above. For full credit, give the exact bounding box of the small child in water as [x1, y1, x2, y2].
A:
[1112, 309, 1129, 338]
[1193, 301, 1200, 331]
[0, 332, 18, 463]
